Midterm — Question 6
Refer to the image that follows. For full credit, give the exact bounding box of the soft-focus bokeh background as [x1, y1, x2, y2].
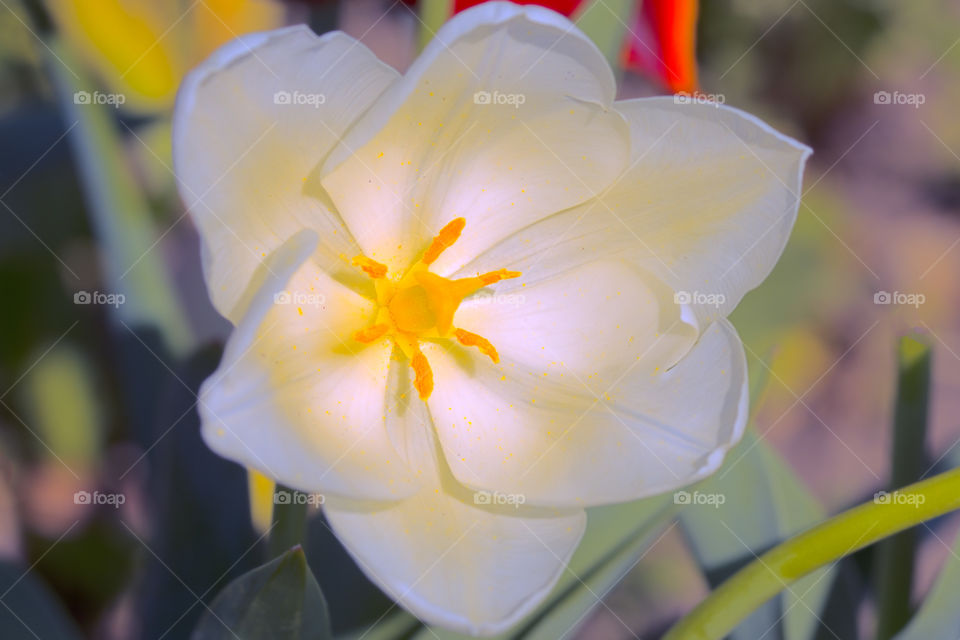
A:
[1, 0, 959, 638]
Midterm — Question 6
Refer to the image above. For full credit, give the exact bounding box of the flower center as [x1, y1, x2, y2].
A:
[351, 218, 520, 400]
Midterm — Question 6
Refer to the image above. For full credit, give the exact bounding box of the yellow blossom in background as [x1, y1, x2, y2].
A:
[45, 0, 283, 112]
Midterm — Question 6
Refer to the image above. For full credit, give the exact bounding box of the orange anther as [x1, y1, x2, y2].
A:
[477, 269, 521, 286]
[411, 350, 434, 399]
[352, 255, 388, 279]
[422, 218, 466, 265]
[353, 324, 390, 343]
[454, 328, 499, 363]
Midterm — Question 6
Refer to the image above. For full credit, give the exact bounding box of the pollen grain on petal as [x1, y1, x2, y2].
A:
[412, 350, 434, 399]
[353, 323, 390, 343]
[422, 217, 466, 265]
[455, 328, 499, 363]
[352, 255, 388, 279]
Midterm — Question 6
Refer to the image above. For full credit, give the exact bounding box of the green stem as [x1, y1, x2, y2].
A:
[876, 336, 931, 640]
[417, 0, 451, 51]
[663, 465, 960, 640]
[46, 38, 196, 357]
[267, 484, 308, 559]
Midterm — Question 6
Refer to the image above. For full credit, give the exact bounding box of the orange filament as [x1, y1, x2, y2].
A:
[454, 328, 499, 363]
[422, 217, 465, 265]
[351, 255, 388, 279]
[353, 323, 390, 343]
[411, 350, 434, 399]
[349, 218, 516, 400]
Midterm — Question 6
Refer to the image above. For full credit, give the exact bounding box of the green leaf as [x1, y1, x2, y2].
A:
[192, 546, 332, 640]
[680, 430, 843, 640]
[574, 0, 634, 67]
[411, 495, 674, 639]
[0, 560, 84, 640]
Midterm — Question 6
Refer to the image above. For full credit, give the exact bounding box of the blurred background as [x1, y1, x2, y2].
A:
[1, 0, 959, 638]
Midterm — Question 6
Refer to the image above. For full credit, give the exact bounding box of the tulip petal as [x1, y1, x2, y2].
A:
[426, 303, 747, 507]
[173, 26, 400, 322]
[324, 360, 586, 636]
[457, 96, 810, 327]
[320, 2, 629, 276]
[199, 232, 421, 501]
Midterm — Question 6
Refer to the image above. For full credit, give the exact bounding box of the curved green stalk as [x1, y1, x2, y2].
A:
[663, 465, 960, 640]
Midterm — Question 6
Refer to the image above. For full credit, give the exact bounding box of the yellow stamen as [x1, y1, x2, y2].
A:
[353, 323, 390, 343]
[348, 218, 515, 402]
[351, 255, 388, 279]
[411, 350, 434, 399]
[422, 217, 466, 265]
[454, 328, 499, 363]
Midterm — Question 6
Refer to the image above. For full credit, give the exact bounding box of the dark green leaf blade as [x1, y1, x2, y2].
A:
[192, 546, 332, 640]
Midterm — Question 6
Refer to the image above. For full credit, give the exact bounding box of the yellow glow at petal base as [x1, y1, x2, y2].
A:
[351, 218, 519, 399]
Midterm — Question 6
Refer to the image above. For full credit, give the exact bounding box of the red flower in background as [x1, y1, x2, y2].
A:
[454, 0, 698, 94]
[621, 0, 698, 94]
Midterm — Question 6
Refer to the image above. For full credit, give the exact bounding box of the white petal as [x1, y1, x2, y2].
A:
[324, 361, 585, 636]
[319, 2, 628, 275]
[426, 314, 748, 507]
[173, 26, 399, 321]
[199, 232, 420, 501]
[456, 97, 810, 324]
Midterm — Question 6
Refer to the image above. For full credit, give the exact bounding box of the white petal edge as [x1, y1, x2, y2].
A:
[454, 96, 811, 327]
[424, 317, 749, 507]
[324, 359, 586, 636]
[199, 231, 422, 501]
[173, 25, 399, 322]
[319, 1, 628, 276]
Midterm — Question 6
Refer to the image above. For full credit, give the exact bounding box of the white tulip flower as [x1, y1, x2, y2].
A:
[173, 2, 809, 635]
